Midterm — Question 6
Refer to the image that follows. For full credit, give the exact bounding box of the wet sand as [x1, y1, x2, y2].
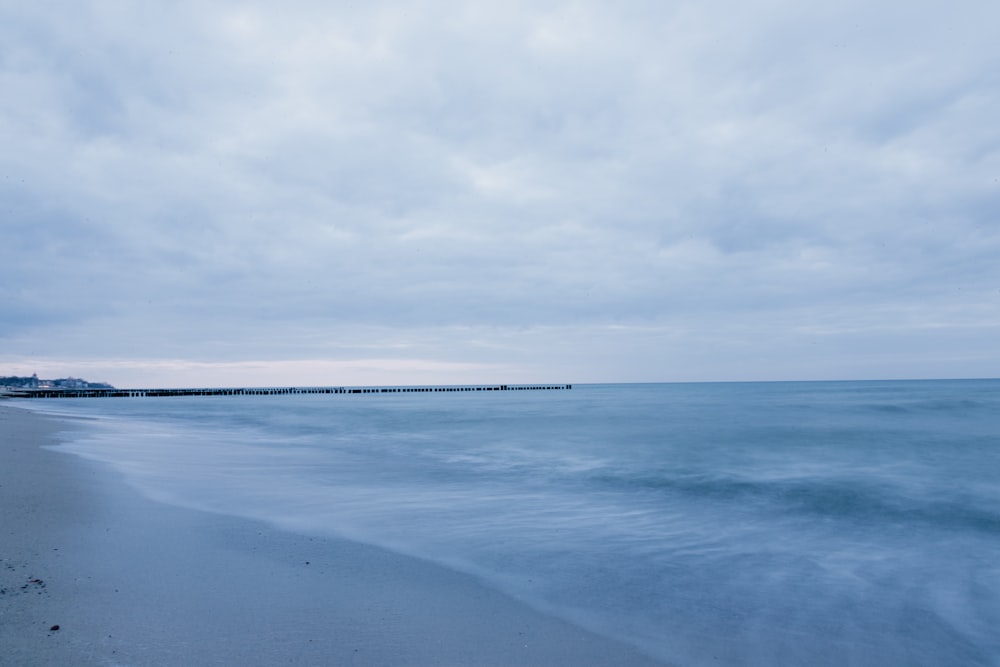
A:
[0, 404, 668, 666]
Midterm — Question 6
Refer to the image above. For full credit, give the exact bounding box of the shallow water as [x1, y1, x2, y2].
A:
[23, 380, 1000, 665]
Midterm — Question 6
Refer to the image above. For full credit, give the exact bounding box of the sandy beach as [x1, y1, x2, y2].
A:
[0, 404, 666, 666]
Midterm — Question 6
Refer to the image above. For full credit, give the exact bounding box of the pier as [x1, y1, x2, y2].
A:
[1, 384, 572, 399]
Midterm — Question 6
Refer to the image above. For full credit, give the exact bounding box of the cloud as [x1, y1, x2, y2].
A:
[2, 0, 999, 384]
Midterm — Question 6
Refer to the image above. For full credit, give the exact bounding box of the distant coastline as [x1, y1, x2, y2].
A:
[0, 374, 114, 390]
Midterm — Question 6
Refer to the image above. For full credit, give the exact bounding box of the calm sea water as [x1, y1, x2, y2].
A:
[22, 381, 1000, 666]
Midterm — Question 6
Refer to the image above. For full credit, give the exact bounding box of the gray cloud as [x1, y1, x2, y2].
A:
[2, 0, 999, 384]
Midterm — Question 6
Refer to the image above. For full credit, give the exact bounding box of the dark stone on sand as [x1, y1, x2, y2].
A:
[50, 625, 60, 631]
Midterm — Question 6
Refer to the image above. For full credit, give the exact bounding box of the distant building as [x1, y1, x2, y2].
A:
[0, 374, 39, 388]
[0, 374, 113, 389]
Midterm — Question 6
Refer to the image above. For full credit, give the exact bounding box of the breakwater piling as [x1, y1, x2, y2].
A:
[1, 384, 572, 399]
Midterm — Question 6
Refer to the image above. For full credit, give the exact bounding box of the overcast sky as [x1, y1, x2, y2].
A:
[2, 1, 999, 387]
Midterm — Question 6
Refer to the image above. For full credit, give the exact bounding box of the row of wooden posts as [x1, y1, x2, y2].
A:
[2, 384, 572, 399]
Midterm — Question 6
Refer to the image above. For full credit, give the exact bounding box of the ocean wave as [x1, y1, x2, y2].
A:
[857, 399, 990, 415]
[591, 471, 1000, 534]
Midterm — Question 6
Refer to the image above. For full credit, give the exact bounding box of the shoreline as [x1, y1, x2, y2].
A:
[0, 404, 667, 666]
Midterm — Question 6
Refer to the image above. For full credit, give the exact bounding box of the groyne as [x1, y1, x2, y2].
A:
[1, 384, 572, 399]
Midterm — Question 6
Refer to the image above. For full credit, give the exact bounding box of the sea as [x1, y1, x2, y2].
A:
[19, 380, 1000, 666]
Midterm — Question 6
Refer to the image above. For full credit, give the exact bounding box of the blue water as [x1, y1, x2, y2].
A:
[22, 381, 1000, 665]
